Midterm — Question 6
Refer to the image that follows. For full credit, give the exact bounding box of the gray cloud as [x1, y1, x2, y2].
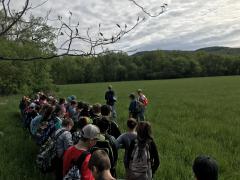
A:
[14, 0, 240, 53]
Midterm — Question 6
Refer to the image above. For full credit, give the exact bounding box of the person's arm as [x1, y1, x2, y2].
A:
[116, 134, 124, 149]
[109, 135, 118, 167]
[150, 141, 160, 175]
[129, 101, 134, 117]
[126, 140, 135, 168]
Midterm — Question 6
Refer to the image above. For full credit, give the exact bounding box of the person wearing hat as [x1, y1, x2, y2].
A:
[105, 85, 117, 120]
[63, 124, 100, 180]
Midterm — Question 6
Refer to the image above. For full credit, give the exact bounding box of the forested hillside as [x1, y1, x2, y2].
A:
[1, 41, 240, 95]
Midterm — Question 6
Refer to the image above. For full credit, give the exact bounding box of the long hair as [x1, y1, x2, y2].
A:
[42, 105, 54, 122]
[136, 121, 152, 143]
[136, 121, 153, 159]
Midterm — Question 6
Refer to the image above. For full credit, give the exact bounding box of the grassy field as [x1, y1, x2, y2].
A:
[0, 76, 240, 180]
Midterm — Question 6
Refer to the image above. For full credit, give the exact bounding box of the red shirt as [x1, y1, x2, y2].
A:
[63, 146, 94, 180]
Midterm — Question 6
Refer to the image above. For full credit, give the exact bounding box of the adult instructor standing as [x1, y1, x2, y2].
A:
[105, 85, 117, 120]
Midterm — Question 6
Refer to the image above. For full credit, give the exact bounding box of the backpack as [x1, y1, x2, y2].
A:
[36, 129, 66, 173]
[36, 120, 56, 145]
[139, 95, 149, 107]
[143, 97, 149, 106]
[90, 134, 117, 177]
[127, 139, 152, 180]
[63, 151, 89, 180]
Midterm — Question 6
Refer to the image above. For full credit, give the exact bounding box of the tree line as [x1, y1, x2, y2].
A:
[1, 45, 240, 95]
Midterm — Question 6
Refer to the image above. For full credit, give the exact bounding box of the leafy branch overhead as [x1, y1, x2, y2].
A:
[0, 0, 168, 61]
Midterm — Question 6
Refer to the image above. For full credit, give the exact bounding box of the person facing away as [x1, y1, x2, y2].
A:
[101, 105, 121, 139]
[126, 121, 160, 180]
[72, 117, 92, 145]
[91, 103, 102, 125]
[137, 89, 148, 121]
[59, 98, 66, 115]
[54, 118, 74, 180]
[67, 100, 77, 118]
[88, 150, 116, 180]
[128, 93, 141, 121]
[63, 124, 100, 180]
[105, 85, 117, 119]
[193, 155, 218, 180]
[94, 116, 118, 178]
[52, 105, 64, 130]
[117, 118, 137, 169]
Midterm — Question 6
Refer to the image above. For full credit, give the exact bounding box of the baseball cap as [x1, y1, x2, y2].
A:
[81, 124, 100, 140]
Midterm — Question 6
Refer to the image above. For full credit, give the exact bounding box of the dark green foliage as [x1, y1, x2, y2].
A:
[50, 50, 240, 85]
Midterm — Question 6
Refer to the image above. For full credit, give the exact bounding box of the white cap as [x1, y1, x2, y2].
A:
[81, 124, 100, 140]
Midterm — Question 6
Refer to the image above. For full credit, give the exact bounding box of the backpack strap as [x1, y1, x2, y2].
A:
[54, 129, 66, 140]
[74, 151, 90, 170]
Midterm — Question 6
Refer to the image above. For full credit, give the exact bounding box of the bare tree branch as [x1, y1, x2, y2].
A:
[0, 0, 168, 61]
[0, 0, 29, 36]
[129, 0, 168, 17]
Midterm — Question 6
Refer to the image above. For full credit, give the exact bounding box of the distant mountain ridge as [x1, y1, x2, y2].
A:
[133, 46, 240, 56]
[196, 46, 240, 55]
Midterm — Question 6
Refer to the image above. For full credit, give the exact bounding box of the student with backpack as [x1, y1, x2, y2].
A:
[101, 104, 121, 139]
[63, 124, 100, 180]
[128, 93, 141, 121]
[126, 121, 160, 180]
[105, 85, 117, 120]
[30, 104, 49, 136]
[93, 117, 118, 178]
[137, 89, 149, 121]
[117, 118, 137, 169]
[193, 155, 218, 180]
[88, 150, 116, 180]
[54, 118, 74, 180]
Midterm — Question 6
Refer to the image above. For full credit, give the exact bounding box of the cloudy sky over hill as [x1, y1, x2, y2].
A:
[15, 0, 240, 52]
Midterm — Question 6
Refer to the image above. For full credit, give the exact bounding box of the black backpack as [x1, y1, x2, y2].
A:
[90, 134, 117, 177]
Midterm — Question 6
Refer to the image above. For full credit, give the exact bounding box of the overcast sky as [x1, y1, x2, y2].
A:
[15, 0, 240, 52]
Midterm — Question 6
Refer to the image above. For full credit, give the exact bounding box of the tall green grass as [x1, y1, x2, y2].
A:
[0, 76, 240, 180]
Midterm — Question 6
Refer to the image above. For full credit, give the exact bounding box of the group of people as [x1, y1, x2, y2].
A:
[18, 86, 219, 180]
[105, 85, 149, 122]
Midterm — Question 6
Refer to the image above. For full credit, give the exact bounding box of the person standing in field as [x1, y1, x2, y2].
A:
[105, 85, 117, 120]
[63, 124, 100, 180]
[129, 93, 141, 121]
[54, 118, 74, 180]
[126, 121, 159, 180]
[193, 155, 218, 180]
[137, 89, 148, 121]
[117, 118, 137, 170]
